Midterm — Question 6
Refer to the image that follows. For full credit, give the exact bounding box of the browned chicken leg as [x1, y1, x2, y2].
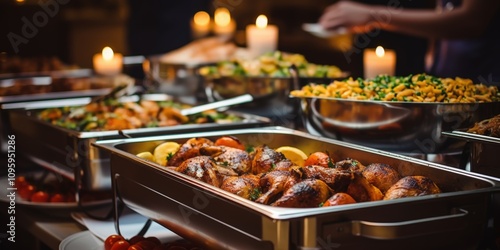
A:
[168, 138, 214, 166]
[255, 169, 301, 205]
[220, 174, 261, 200]
[200, 145, 252, 175]
[250, 145, 293, 174]
[301, 165, 353, 192]
[362, 163, 400, 193]
[175, 155, 225, 187]
[271, 179, 332, 208]
[346, 174, 384, 202]
[384, 176, 441, 200]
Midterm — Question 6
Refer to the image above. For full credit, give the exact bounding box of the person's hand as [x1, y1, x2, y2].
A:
[319, 1, 374, 33]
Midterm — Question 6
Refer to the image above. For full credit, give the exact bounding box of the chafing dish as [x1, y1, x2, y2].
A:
[0, 73, 136, 153]
[295, 96, 500, 154]
[443, 130, 500, 179]
[8, 94, 270, 191]
[95, 126, 499, 249]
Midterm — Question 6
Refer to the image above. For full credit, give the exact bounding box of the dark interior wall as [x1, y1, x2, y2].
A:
[0, 0, 434, 77]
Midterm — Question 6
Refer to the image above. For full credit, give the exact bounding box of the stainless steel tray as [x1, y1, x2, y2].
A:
[95, 126, 499, 249]
[8, 95, 270, 191]
[443, 130, 500, 179]
[295, 96, 500, 154]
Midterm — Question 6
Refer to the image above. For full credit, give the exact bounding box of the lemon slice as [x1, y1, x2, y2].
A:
[153, 142, 180, 166]
[275, 146, 308, 167]
[136, 151, 155, 162]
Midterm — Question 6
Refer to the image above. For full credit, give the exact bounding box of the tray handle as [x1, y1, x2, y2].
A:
[323, 207, 468, 240]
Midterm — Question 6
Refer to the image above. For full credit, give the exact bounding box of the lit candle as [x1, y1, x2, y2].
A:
[191, 11, 211, 39]
[213, 8, 236, 38]
[93, 46, 123, 76]
[246, 15, 278, 58]
[363, 46, 396, 79]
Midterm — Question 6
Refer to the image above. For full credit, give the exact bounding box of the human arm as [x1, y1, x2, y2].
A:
[318, 0, 500, 39]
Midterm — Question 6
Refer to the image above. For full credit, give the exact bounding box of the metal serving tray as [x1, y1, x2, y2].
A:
[296, 96, 500, 154]
[8, 95, 270, 191]
[443, 130, 500, 179]
[95, 126, 500, 250]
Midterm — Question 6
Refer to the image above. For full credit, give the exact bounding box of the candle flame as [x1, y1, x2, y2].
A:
[256, 15, 268, 29]
[194, 11, 210, 26]
[102, 47, 114, 61]
[215, 8, 231, 27]
[375, 46, 385, 57]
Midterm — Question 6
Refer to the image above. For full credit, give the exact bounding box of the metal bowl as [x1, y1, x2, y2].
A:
[142, 55, 212, 98]
[296, 96, 500, 154]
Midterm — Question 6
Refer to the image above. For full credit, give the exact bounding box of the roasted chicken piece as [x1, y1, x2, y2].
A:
[384, 176, 441, 200]
[220, 174, 261, 200]
[335, 158, 365, 174]
[322, 192, 357, 207]
[200, 145, 252, 175]
[271, 179, 332, 208]
[301, 165, 353, 192]
[251, 145, 293, 174]
[255, 169, 302, 205]
[158, 107, 189, 126]
[362, 163, 401, 193]
[175, 155, 235, 187]
[346, 174, 384, 202]
[167, 138, 214, 166]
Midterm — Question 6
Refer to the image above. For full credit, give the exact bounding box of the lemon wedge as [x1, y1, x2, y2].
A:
[136, 151, 155, 162]
[275, 146, 308, 167]
[153, 142, 180, 166]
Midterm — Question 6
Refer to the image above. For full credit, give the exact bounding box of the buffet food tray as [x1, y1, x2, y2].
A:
[95, 126, 500, 250]
[296, 96, 500, 154]
[443, 130, 500, 179]
[8, 95, 270, 191]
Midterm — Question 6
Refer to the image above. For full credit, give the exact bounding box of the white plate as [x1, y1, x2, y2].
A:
[0, 172, 110, 211]
[302, 23, 347, 38]
[59, 231, 103, 250]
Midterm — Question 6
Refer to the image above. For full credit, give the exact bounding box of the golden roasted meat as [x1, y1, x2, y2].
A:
[384, 176, 441, 200]
[346, 174, 384, 202]
[271, 179, 332, 208]
[175, 156, 223, 187]
[362, 163, 401, 193]
[335, 158, 366, 174]
[251, 145, 292, 174]
[322, 192, 357, 207]
[200, 145, 252, 175]
[301, 165, 353, 192]
[167, 138, 214, 166]
[220, 174, 261, 200]
[255, 169, 301, 205]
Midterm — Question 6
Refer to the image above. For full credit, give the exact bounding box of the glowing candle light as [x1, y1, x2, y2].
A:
[191, 11, 211, 39]
[246, 14, 278, 58]
[93, 46, 123, 76]
[363, 46, 396, 79]
[213, 8, 236, 38]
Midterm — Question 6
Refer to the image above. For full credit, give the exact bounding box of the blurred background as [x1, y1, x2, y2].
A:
[0, 0, 434, 78]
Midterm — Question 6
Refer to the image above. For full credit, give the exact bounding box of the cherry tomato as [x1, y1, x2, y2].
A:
[304, 152, 333, 168]
[49, 193, 66, 203]
[15, 176, 28, 188]
[30, 191, 50, 202]
[110, 240, 130, 250]
[105, 234, 125, 250]
[128, 235, 146, 245]
[144, 237, 161, 246]
[214, 136, 245, 150]
[18, 184, 36, 200]
[132, 240, 158, 250]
